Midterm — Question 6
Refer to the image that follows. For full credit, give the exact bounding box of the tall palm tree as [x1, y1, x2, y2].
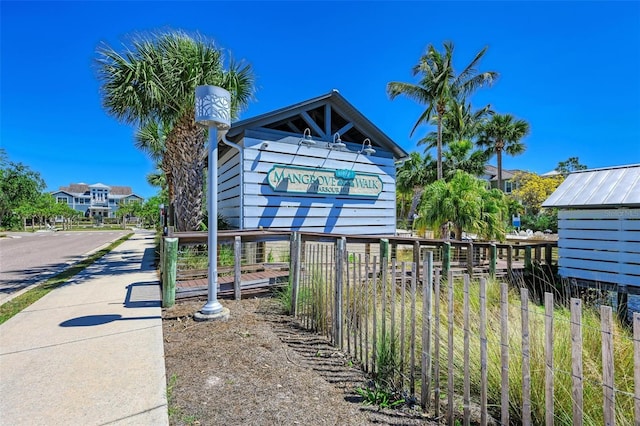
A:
[387, 42, 498, 180]
[477, 113, 530, 191]
[96, 30, 254, 231]
[419, 98, 493, 151]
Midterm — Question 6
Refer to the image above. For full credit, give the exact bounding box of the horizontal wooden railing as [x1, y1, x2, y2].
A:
[159, 229, 557, 306]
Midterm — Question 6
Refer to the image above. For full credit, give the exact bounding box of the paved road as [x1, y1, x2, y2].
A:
[0, 230, 130, 304]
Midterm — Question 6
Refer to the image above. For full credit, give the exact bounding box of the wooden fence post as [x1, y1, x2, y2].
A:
[421, 252, 433, 411]
[335, 237, 345, 349]
[500, 283, 510, 426]
[372, 256, 378, 373]
[601, 305, 615, 425]
[571, 298, 584, 426]
[479, 278, 488, 425]
[410, 262, 417, 395]
[507, 245, 513, 279]
[434, 269, 441, 419]
[162, 237, 178, 308]
[447, 270, 455, 425]
[463, 274, 471, 424]
[634, 312, 640, 424]
[443, 242, 451, 278]
[524, 245, 532, 270]
[521, 288, 531, 425]
[489, 244, 497, 279]
[290, 232, 301, 316]
[413, 240, 421, 284]
[545, 243, 553, 267]
[545, 292, 555, 425]
[234, 236, 242, 300]
[380, 238, 389, 261]
[466, 242, 474, 276]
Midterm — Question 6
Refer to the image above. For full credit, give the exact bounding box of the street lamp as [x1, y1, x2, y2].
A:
[194, 85, 231, 321]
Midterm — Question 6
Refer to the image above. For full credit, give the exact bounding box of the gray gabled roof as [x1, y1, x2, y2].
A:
[227, 90, 409, 160]
[542, 164, 640, 208]
[483, 165, 519, 181]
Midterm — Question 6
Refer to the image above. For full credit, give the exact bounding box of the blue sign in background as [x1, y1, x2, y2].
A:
[512, 215, 521, 228]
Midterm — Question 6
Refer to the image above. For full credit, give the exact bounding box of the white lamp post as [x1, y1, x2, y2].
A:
[194, 85, 231, 321]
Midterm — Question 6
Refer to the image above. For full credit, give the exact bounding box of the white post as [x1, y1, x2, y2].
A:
[194, 85, 231, 321]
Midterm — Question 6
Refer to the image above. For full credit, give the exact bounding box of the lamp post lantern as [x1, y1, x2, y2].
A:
[194, 85, 231, 321]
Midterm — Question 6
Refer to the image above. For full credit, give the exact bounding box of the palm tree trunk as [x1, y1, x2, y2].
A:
[496, 142, 504, 191]
[408, 188, 423, 224]
[166, 112, 206, 231]
[436, 114, 443, 180]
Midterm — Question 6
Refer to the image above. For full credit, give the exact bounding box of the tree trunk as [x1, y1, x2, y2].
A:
[455, 225, 463, 240]
[496, 141, 504, 191]
[408, 188, 423, 225]
[436, 110, 444, 180]
[165, 111, 207, 232]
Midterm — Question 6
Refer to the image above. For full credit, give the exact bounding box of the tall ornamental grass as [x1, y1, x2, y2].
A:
[423, 278, 634, 424]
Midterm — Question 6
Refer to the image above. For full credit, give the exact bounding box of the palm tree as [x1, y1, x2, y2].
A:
[415, 170, 506, 240]
[442, 139, 489, 179]
[396, 152, 435, 224]
[419, 98, 493, 152]
[387, 42, 498, 180]
[96, 30, 254, 231]
[478, 113, 530, 191]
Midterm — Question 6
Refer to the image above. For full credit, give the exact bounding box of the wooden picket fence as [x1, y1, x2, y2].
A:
[290, 238, 640, 425]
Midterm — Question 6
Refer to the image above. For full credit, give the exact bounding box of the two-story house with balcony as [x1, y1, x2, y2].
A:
[51, 183, 143, 219]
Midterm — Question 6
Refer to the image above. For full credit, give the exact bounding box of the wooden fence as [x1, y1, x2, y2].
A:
[161, 230, 557, 307]
[291, 237, 638, 425]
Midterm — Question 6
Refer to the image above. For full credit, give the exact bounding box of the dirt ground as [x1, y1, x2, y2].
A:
[162, 296, 437, 426]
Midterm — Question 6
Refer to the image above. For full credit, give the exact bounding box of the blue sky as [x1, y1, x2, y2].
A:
[2, 1, 639, 200]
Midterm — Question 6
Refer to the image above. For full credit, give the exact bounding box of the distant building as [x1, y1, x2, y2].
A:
[542, 164, 640, 291]
[51, 183, 144, 219]
[481, 165, 522, 193]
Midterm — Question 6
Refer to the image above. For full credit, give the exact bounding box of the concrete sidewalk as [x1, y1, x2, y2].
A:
[0, 230, 168, 425]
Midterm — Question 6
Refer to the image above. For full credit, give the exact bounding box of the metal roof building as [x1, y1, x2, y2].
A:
[542, 164, 640, 289]
[542, 164, 640, 209]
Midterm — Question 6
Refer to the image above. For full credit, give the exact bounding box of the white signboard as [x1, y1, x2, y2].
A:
[267, 165, 383, 197]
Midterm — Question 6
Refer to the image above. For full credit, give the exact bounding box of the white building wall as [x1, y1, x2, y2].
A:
[218, 149, 241, 228]
[236, 135, 396, 235]
[558, 208, 640, 286]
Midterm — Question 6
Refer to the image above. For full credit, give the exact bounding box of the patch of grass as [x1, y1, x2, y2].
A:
[0, 233, 132, 325]
[275, 281, 292, 315]
[355, 383, 405, 409]
[166, 374, 180, 418]
[166, 373, 199, 425]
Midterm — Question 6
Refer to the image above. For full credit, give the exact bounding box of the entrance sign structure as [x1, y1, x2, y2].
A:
[194, 85, 231, 321]
[216, 90, 409, 235]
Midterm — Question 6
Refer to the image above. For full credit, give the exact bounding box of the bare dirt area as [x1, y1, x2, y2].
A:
[163, 296, 435, 426]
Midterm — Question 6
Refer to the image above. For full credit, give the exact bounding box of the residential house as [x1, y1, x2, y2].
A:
[51, 183, 144, 219]
[481, 165, 521, 193]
